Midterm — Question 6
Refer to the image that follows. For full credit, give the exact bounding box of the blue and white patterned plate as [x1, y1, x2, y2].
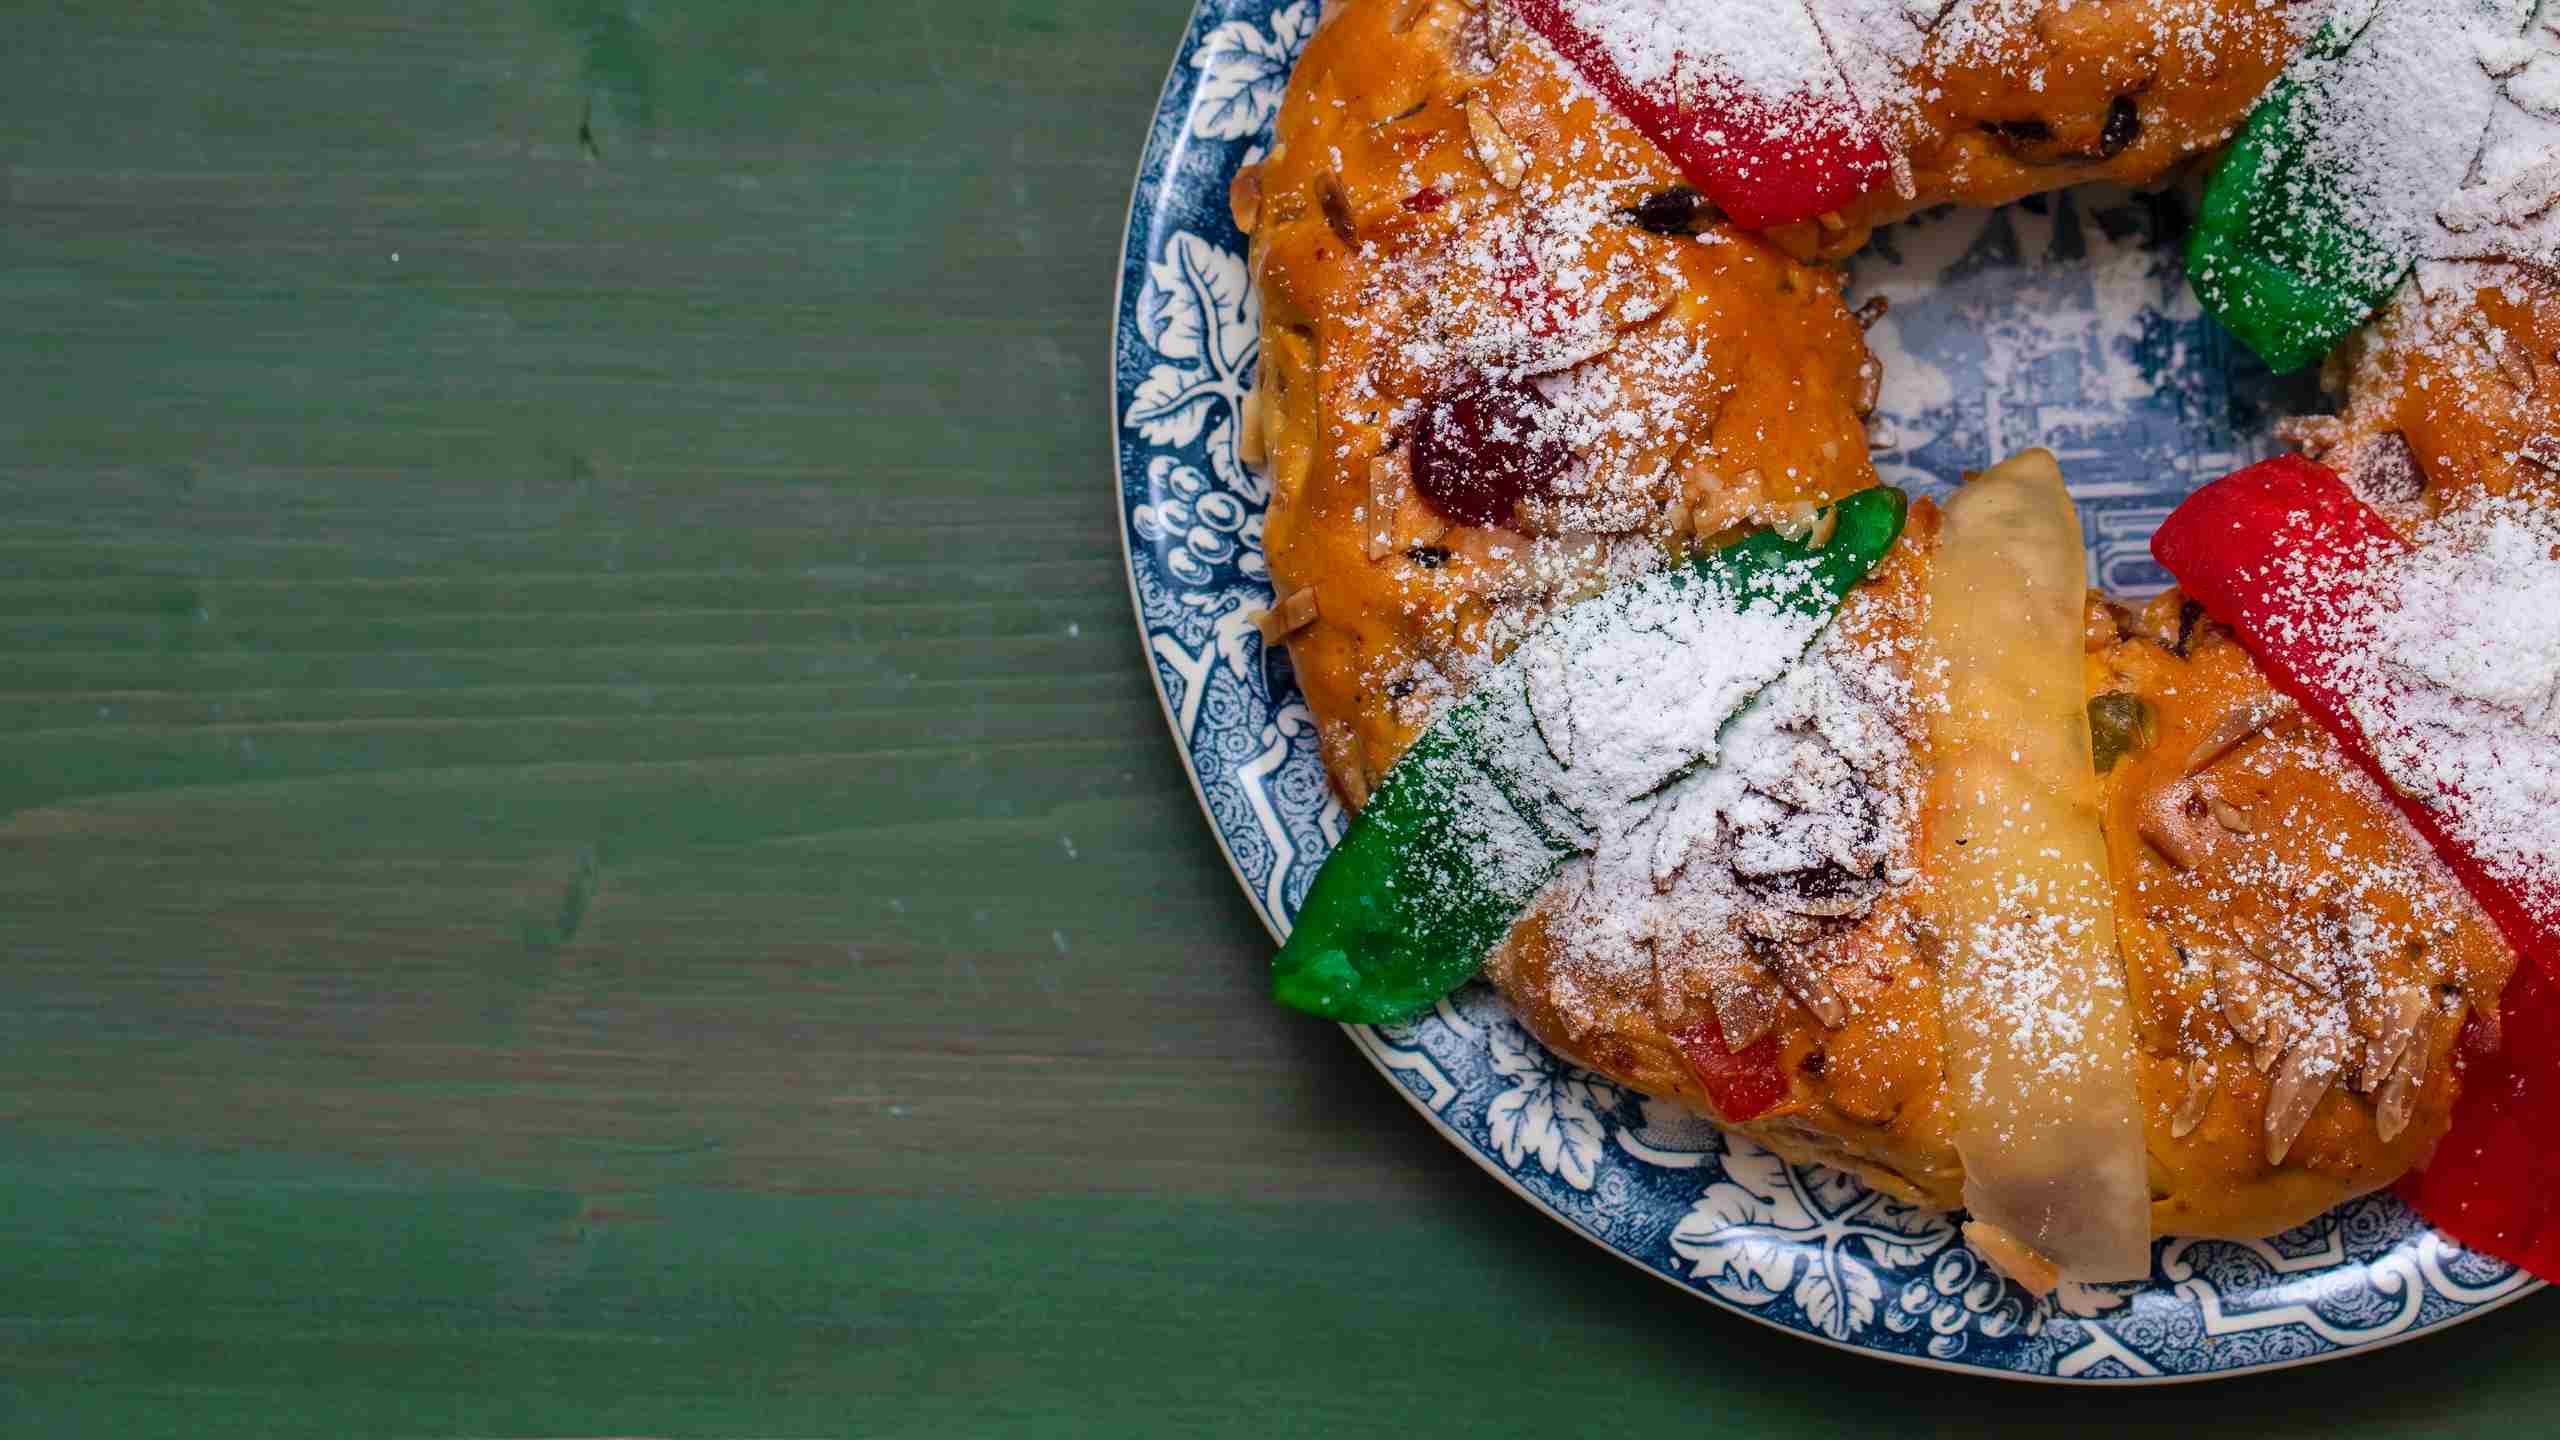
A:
[1110, 0, 2540, 1382]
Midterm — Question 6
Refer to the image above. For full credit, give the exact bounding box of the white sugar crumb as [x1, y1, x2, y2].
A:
[2308, 494, 2560, 925]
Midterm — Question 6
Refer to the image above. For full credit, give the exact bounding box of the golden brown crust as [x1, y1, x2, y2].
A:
[2303, 262, 2560, 511]
[2094, 604, 2517, 1237]
[1253, 0, 2551, 1243]
[1251, 0, 1882, 794]
[1485, 507, 1964, 1210]
[1784, 0, 2305, 260]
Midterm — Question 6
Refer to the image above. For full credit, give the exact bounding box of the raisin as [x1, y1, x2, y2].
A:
[1621, 185, 1713, 236]
[1317, 176, 1357, 246]
[2170, 597, 2205, 657]
[1404, 544, 1452, 569]
[2100, 96, 2140, 159]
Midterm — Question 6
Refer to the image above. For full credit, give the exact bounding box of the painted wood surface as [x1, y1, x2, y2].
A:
[4, 1, 2557, 1433]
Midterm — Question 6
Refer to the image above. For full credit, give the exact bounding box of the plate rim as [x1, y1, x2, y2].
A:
[1104, 0, 2546, 1384]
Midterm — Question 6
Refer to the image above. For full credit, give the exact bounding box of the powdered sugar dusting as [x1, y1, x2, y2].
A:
[2218, 0, 2560, 287]
[2313, 495, 2560, 925]
[1531, 589, 1926, 1030]
[1327, 50, 1725, 538]
[1471, 556, 1836, 829]
[1556, 0, 1865, 118]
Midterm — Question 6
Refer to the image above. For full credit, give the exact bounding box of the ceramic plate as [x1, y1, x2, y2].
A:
[1110, 0, 2539, 1381]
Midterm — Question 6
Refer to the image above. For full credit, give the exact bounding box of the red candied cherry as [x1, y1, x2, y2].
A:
[1408, 373, 1570, 529]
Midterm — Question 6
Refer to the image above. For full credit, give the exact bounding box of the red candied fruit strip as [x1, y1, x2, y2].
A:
[2400, 959, 2560, 1279]
[1510, 0, 1890, 230]
[1674, 1012, 1788, 1123]
[2149, 456, 2559, 970]
[2152, 455, 2560, 1277]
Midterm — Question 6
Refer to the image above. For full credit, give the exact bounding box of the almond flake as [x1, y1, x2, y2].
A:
[1465, 98, 1526, 189]
[1254, 585, 1320, 643]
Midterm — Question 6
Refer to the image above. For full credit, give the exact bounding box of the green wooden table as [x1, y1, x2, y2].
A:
[5, 3, 2557, 1433]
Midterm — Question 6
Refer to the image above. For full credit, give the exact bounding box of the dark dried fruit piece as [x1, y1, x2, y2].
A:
[1409, 374, 1571, 528]
[2100, 97, 2140, 159]
[1621, 185, 1714, 236]
[1318, 174, 1357, 246]
[2164, 596, 2205, 656]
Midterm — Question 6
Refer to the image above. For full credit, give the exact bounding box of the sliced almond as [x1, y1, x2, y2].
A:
[1708, 970, 1784, 1055]
[1465, 98, 1526, 189]
[2085, 596, 2128, 651]
[2264, 1035, 2334, 1165]
[2205, 795, 2254, 835]
[2170, 1057, 2217, 1140]
[1229, 162, 1265, 235]
[2224, 912, 2274, 960]
[1764, 948, 1848, 1030]
[1769, 500, 1822, 543]
[1663, 494, 1693, 541]
[2375, 1024, 2430, 1143]
[2138, 778, 2220, 871]
[2252, 1003, 2295, 1075]
[1682, 463, 1767, 540]
[2362, 983, 2431, 1097]
[1962, 1219, 2061, 1296]
[2263, 948, 2341, 999]
[2465, 311, 2539, 395]
[2184, 695, 2295, 775]
[2523, 431, 2560, 476]
[2212, 949, 2267, 1046]
[1253, 585, 1320, 643]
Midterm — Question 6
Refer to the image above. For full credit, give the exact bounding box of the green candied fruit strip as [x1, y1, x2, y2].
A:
[1269, 486, 1908, 1025]
[2187, 72, 2405, 375]
[2187, 0, 2533, 374]
[2087, 691, 2156, 773]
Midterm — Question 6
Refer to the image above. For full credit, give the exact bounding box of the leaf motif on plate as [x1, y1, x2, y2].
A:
[1857, 1195, 1956, 1271]
[1190, 1, 1316, 141]
[1129, 231, 1258, 449]
[1485, 1019, 1615, 1190]
[1798, 1254, 1886, 1341]
[1669, 1170, 1805, 1306]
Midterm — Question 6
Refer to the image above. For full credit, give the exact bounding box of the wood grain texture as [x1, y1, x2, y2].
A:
[4, 2, 2558, 1434]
